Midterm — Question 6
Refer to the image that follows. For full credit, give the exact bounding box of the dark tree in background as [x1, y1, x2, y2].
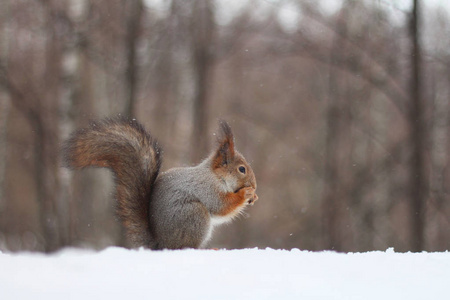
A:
[190, 0, 216, 162]
[124, 0, 144, 118]
[408, 0, 426, 252]
[0, 0, 449, 252]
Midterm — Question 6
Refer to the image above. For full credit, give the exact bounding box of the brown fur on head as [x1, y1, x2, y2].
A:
[212, 120, 257, 196]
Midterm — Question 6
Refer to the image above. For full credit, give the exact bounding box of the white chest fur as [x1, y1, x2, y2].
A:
[201, 215, 234, 248]
[210, 215, 233, 226]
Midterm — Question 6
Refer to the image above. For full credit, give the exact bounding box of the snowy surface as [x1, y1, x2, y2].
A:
[1, 247, 449, 300]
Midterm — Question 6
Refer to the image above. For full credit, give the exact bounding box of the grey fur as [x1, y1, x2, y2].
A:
[149, 156, 240, 249]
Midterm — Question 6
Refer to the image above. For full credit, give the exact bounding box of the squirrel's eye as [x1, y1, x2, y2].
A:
[238, 166, 246, 174]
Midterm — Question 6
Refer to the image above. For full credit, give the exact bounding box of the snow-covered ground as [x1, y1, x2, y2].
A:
[1, 247, 449, 300]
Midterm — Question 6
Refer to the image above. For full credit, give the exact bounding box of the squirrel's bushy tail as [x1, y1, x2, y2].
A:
[63, 117, 162, 247]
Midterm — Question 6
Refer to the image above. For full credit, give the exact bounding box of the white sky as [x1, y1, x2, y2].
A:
[144, 0, 450, 28]
[313, 0, 450, 16]
[395, 0, 450, 10]
[271, 0, 450, 32]
[144, 0, 450, 11]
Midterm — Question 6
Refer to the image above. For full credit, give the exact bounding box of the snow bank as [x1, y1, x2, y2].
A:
[1, 247, 449, 300]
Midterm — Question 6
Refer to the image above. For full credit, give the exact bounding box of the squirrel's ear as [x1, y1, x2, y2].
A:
[212, 120, 235, 169]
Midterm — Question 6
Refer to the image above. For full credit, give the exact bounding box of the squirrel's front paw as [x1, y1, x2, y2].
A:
[238, 187, 258, 205]
[248, 193, 258, 205]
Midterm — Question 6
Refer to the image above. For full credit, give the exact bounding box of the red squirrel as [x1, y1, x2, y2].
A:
[63, 117, 258, 249]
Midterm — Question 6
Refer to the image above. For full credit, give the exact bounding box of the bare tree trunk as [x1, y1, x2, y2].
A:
[123, 0, 143, 118]
[190, 0, 215, 162]
[58, 0, 90, 246]
[27, 0, 68, 252]
[0, 97, 8, 213]
[152, 0, 183, 143]
[409, 0, 426, 252]
[429, 67, 450, 251]
[35, 122, 61, 252]
[0, 0, 10, 212]
[321, 9, 351, 251]
[322, 72, 341, 251]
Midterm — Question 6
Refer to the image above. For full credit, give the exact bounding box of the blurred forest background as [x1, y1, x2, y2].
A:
[1, 0, 450, 253]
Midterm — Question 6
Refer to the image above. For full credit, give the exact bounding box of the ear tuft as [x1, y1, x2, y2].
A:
[212, 120, 235, 169]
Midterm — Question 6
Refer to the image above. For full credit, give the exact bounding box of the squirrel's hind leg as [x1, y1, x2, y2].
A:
[152, 199, 211, 250]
